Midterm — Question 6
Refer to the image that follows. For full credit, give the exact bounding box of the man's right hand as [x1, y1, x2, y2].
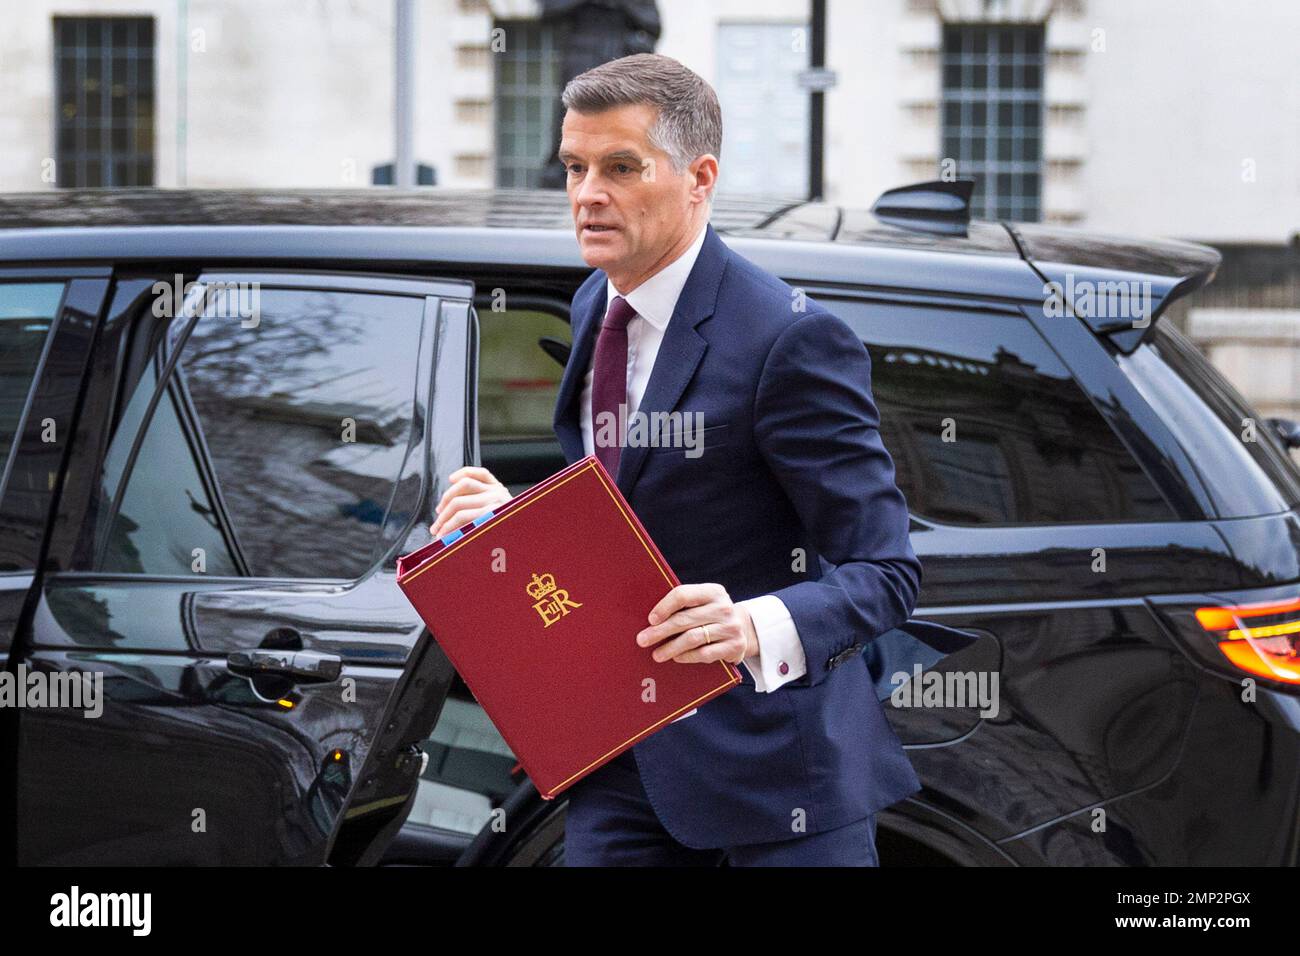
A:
[429, 466, 513, 539]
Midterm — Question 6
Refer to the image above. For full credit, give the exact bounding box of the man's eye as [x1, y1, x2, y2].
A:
[614, 164, 633, 174]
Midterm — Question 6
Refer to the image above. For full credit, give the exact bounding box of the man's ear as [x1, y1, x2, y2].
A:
[689, 154, 719, 203]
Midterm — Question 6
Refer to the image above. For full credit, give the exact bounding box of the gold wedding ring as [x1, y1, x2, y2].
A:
[700, 623, 712, 644]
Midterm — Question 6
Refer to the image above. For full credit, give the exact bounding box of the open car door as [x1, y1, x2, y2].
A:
[13, 271, 472, 865]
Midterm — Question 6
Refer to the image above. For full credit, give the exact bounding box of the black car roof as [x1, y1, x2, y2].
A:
[0, 187, 1021, 251]
[0, 188, 1221, 329]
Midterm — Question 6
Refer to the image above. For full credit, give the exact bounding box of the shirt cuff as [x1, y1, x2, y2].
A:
[737, 594, 808, 692]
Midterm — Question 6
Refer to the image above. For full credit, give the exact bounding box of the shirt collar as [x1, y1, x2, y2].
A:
[605, 223, 708, 331]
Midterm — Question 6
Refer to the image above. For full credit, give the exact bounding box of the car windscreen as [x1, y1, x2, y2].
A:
[1113, 323, 1300, 517]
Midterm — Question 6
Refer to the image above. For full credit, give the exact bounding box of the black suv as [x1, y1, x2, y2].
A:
[2, 185, 1298, 866]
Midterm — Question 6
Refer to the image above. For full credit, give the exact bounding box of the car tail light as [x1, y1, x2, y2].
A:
[1194, 597, 1300, 684]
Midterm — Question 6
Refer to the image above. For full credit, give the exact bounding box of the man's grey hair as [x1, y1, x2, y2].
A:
[561, 53, 722, 178]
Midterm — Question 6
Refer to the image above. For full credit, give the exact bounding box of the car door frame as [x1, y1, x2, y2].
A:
[0, 266, 111, 865]
[388, 284, 582, 865]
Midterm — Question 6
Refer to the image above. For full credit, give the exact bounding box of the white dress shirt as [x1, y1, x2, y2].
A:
[578, 222, 809, 692]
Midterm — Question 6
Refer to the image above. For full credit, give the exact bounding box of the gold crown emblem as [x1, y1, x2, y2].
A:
[526, 572, 557, 601]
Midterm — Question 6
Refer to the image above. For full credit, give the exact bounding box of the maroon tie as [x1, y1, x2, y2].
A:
[591, 294, 637, 477]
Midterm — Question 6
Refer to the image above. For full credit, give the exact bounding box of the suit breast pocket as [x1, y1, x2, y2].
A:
[644, 421, 753, 474]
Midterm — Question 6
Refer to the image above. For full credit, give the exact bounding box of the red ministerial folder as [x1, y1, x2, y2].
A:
[396, 455, 742, 800]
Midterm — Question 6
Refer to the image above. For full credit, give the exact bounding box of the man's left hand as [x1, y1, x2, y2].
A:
[636, 584, 759, 665]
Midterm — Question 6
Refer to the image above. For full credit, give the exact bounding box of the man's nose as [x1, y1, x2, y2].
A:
[575, 170, 608, 207]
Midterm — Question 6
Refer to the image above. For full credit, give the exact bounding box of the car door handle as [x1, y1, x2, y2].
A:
[226, 649, 343, 684]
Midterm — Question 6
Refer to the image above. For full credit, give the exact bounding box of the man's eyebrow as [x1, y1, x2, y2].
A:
[555, 149, 643, 164]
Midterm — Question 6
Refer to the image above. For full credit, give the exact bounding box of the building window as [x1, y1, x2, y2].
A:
[494, 20, 564, 188]
[716, 22, 809, 199]
[54, 16, 156, 188]
[941, 23, 1044, 221]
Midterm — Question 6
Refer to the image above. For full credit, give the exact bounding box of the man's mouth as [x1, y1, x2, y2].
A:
[582, 224, 618, 234]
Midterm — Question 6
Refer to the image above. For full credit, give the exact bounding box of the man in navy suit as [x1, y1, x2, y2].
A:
[432, 53, 924, 865]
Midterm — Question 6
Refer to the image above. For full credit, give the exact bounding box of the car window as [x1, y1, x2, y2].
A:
[477, 306, 569, 491]
[828, 298, 1175, 525]
[0, 282, 64, 483]
[1115, 323, 1300, 517]
[99, 355, 241, 575]
[92, 285, 428, 578]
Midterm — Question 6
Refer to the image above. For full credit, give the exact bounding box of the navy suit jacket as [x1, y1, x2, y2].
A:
[553, 222, 969, 848]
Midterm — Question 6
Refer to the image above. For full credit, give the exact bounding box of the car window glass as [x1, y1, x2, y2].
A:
[95, 348, 159, 547]
[101, 365, 241, 575]
[829, 298, 1175, 525]
[1115, 324, 1299, 516]
[0, 282, 64, 481]
[94, 286, 428, 578]
[478, 306, 569, 492]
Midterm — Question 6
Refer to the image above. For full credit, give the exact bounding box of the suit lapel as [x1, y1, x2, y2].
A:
[553, 223, 730, 499]
[552, 275, 604, 464]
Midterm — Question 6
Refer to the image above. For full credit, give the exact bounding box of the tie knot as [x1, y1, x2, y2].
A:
[603, 295, 637, 331]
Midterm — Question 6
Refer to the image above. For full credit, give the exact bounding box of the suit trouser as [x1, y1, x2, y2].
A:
[563, 747, 879, 866]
